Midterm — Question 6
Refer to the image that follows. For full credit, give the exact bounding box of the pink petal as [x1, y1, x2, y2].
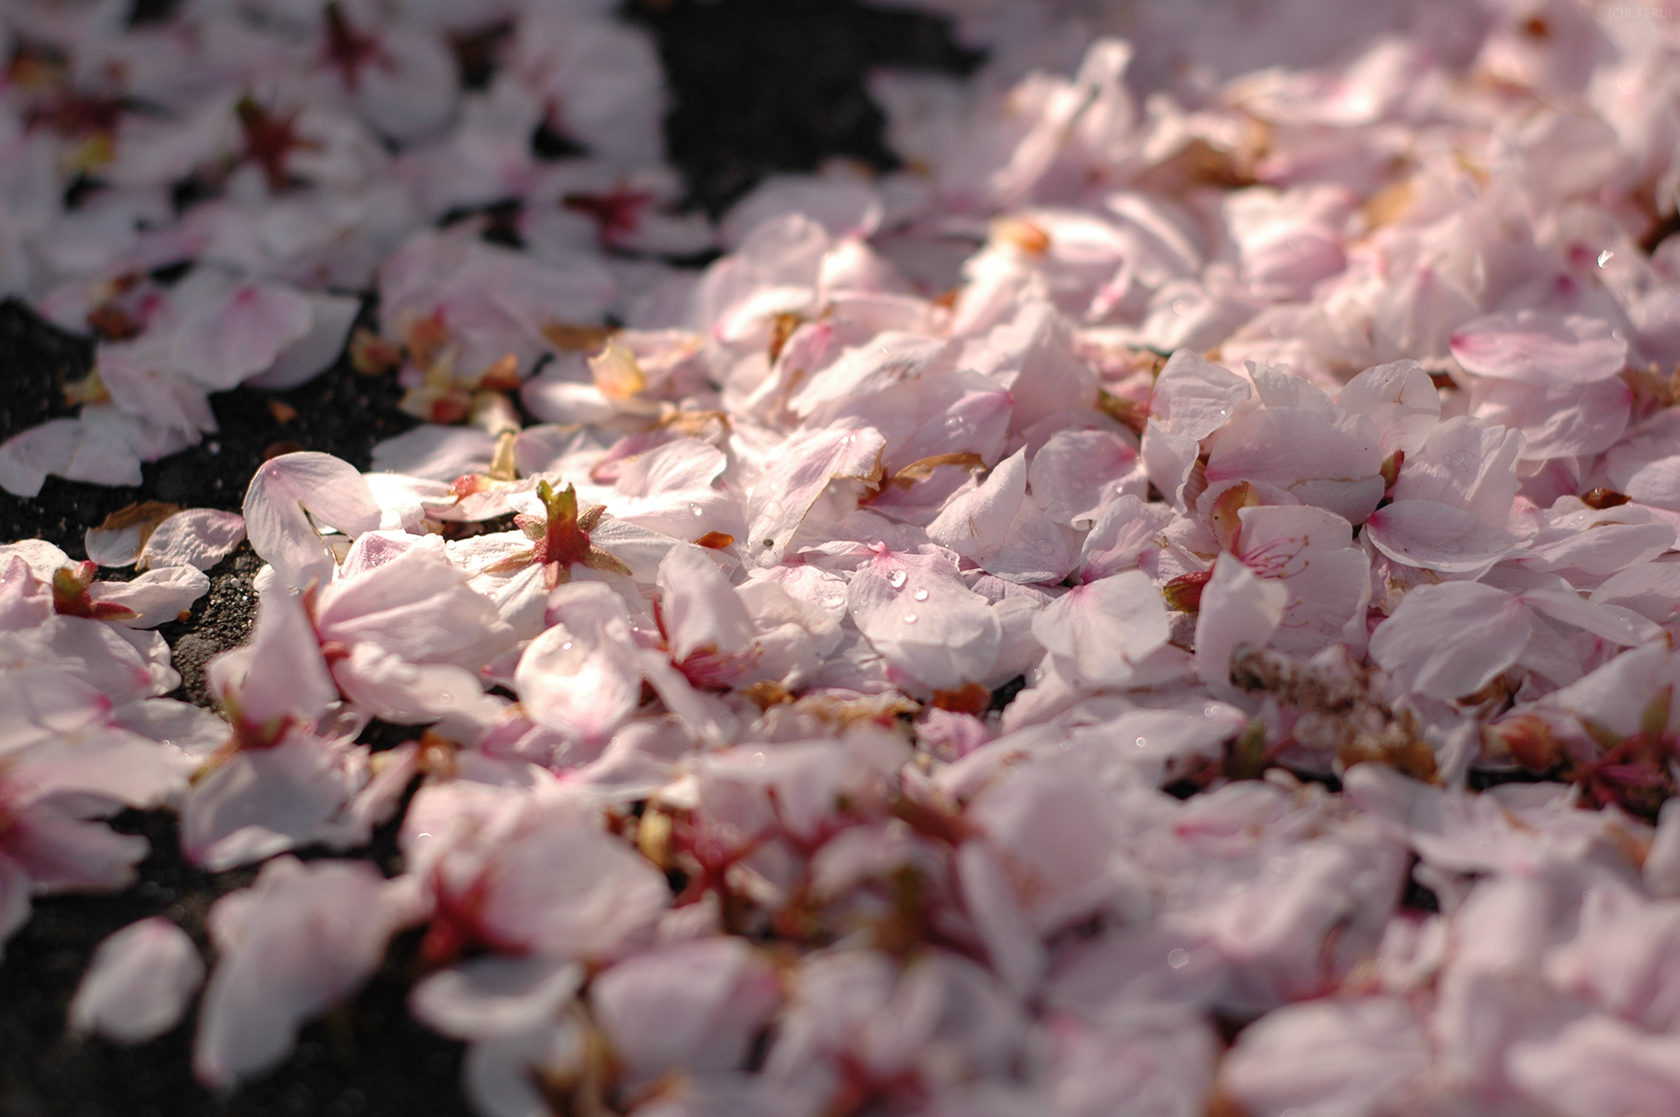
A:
[1195, 553, 1287, 687]
[657, 544, 758, 666]
[847, 549, 1002, 691]
[204, 586, 335, 729]
[1205, 407, 1384, 524]
[515, 583, 642, 743]
[591, 938, 781, 1084]
[1031, 569, 1169, 687]
[1471, 376, 1631, 461]
[243, 452, 382, 591]
[1450, 311, 1627, 386]
[1148, 348, 1251, 439]
[1369, 581, 1531, 700]
[745, 425, 885, 567]
[194, 857, 409, 1087]
[182, 736, 362, 870]
[480, 825, 669, 958]
[1220, 997, 1427, 1117]
[1389, 417, 1523, 527]
[1336, 359, 1441, 457]
[69, 917, 205, 1044]
[1364, 500, 1525, 575]
[410, 956, 584, 1042]
[138, 509, 247, 572]
[171, 283, 315, 390]
[86, 566, 210, 628]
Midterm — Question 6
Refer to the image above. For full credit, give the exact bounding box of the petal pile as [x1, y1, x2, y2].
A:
[5, 1, 1680, 1115]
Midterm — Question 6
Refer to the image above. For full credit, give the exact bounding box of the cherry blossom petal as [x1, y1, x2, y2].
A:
[243, 452, 382, 591]
[1195, 553, 1287, 687]
[171, 282, 315, 390]
[1148, 348, 1251, 440]
[1449, 311, 1628, 386]
[1031, 569, 1169, 687]
[1364, 500, 1526, 575]
[591, 938, 782, 1084]
[85, 565, 209, 628]
[1219, 997, 1428, 1117]
[194, 857, 411, 1087]
[245, 292, 361, 390]
[515, 583, 642, 743]
[479, 825, 669, 958]
[1336, 359, 1441, 457]
[747, 426, 885, 567]
[137, 509, 247, 572]
[1389, 417, 1524, 527]
[1508, 1015, 1680, 1117]
[1471, 376, 1631, 461]
[182, 735, 364, 870]
[410, 956, 584, 1042]
[1370, 582, 1532, 700]
[1205, 406, 1384, 524]
[204, 585, 335, 729]
[847, 549, 1003, 691]
[657, 544, 758, 666]
[69, 917, 205, 1044]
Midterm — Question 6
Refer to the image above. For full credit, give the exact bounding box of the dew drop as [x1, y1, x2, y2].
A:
[1168, 948, 1189, 969]
[1171, 296, 1195, 316]
[912, 588, 929, 601]
[561, 641, 574, 651]
[689, 502, 703, 517]
[902, 612, 918, 624]
[751, 751, 766, 768]
[1135, 736, 1147, 748]
[888, 569, 908, 589]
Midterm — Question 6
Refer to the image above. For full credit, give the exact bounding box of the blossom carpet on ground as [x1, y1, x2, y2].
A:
[3, 1, 1680, 1116]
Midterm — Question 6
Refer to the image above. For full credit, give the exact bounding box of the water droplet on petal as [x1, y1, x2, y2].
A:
[751, 751, 766, 768]
[912, 588, 929, 601]
[1168, 948, 1189, 969]
[1135, 736, 1147, 748]
[561, 640, 574, 651]
[902, 612, 918, 624]
[888, 569, 908, 589]
[690, 503, 703, 517]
